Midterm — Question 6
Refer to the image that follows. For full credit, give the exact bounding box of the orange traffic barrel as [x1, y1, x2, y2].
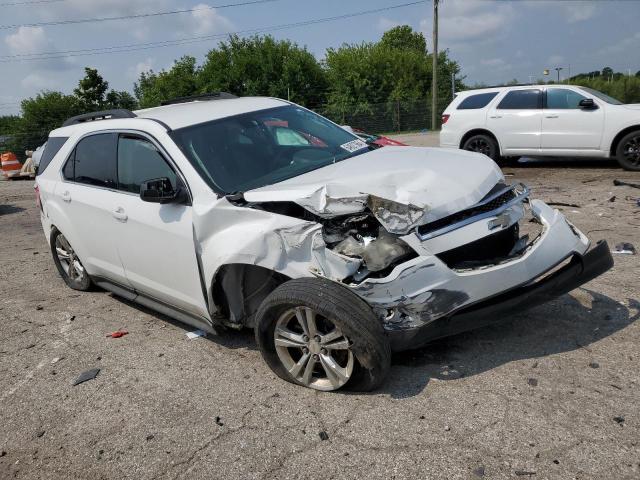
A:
[1, 152, 21, 178]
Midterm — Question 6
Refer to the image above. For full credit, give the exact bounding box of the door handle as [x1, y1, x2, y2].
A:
[112, 207, 128, 222]
[545, 114, 559, 119]
[61, 191, 71, 203]
[489, 115, 502, 119]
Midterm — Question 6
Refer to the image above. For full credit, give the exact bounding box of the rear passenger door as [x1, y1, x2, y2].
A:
[487, 89, 542, 153]
[57, 133, 131, 287]
[111, 133, 209, 319]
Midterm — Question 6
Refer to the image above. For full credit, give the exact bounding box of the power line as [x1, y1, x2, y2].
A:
[0, 0, 65, 6]
[0, 0, 277, 30]
[0, 1, 427, 63]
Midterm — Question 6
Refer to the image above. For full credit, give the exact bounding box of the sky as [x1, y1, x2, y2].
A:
[0, 0, 639, 115]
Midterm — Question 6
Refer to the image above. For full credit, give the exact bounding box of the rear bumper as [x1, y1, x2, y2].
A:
[385, 240, 613, 351]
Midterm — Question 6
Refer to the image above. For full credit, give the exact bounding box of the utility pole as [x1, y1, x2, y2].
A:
[451, 71, 455, 100]
[431, 0, 439, 130]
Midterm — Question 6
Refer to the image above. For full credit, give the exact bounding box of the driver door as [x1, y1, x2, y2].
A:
[111, 133, 209, 319]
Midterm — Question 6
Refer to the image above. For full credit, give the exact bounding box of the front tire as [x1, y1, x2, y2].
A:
[616, 131, 640, 171]
[255, 278, 391, 392]
[50, 229, 91, 291]
[462, 134, 500, 162]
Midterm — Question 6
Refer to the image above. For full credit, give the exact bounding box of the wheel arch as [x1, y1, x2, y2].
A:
[609, 125, 640, 157]
[211, 263, 292, 328]
[459, 128, 502, 154]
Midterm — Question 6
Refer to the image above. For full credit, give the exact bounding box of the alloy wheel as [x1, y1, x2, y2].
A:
[274, 306, 354, 391]
[466, 138, 492, 156]
[54, 234, 86, 282]
[622, 135, 640, 167]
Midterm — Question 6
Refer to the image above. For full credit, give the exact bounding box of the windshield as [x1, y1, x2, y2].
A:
[579, 87, 623, 105]
[170, 105, 370, 194]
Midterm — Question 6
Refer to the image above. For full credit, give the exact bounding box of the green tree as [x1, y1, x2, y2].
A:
[7, 92, 83, 158]
[105, 90, 137, 110]
[379, 25, 426, 53]
[134, 56, 199, 108]
[197, 35, 327, 107]
[74, 67, 109, 109]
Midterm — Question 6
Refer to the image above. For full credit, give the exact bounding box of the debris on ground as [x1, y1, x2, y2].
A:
[146, 434, 154, 441]
[444, 425, 451, 431]
[612, 242, 636, 255]
[72, 368, 100, 386]
[318, 431, 329, 441]
[472, 466, 485, 477]
[51, 357, 63, 365]
[608, 195, 616, 202]
[588, 362, 600, 369]
[215, 416, 224, 427]
[36, 430, 45, 438]
[527, 378, 538, 387]
[547, 201, 581, 208]
[613, 416, 625, 425]
[35, 305, 43, 311]
[106, 329, 128, 339]
[613, 179, 640, 189]
[514, 470, 536, 476]
[186, 330, 206, 340]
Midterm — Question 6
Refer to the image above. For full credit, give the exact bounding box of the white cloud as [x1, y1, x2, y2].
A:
[566, 4, 597, 23]
[186, 5, 234, 35]
[129, 57, 155, 79]
[595, 31, 640, 56]
[420, 0, 515, 45]
[378, 17, 401, 32]
[481, 58, 506, 67]
[5, 27, 49, 55]
[21, 72, 58, 90]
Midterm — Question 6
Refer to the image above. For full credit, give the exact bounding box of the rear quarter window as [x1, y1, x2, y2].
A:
[497, 89, 542, 109]
[457, 92, 498, 110]
[36, 137, 69, 175]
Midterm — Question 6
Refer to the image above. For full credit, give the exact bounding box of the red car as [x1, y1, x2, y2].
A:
[342, 126, 407, 147]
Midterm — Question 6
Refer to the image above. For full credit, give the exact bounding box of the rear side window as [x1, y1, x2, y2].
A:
[36, 137, 68, 175]
[457, 92, 498, 110]
[497, 89, 542, 109]
[66, 133, 117, 188]
[117, 136, 176, 194]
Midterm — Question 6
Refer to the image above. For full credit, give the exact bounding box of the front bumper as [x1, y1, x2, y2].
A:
[348, 199, 612, 351]
[384, 240, 613, 351]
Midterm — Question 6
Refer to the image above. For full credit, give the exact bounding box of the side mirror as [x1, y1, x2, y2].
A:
[579, 98, 597, 110]
[140, 177, 188, 205]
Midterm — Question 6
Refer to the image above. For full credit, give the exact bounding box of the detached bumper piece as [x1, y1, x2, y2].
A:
[387, 240, 613, 351]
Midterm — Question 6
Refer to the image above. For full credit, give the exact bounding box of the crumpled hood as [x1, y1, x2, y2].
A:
[244, 146, 503, 234]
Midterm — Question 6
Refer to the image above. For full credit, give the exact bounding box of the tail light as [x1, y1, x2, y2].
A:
[34, 184, 43, 212]
[441, 114, 450, 125]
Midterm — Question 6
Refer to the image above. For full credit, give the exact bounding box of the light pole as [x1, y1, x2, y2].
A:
[554, 67, 563, 83]
[431, 0, 439, 130]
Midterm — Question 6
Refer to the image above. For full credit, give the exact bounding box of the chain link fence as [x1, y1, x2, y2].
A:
[313, 97, 452, 134]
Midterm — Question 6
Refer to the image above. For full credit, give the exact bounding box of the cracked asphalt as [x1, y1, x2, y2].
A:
[1, 135, 639, 479]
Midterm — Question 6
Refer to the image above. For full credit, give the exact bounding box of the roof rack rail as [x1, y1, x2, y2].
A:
[62, 109, 137, 127]
[465, 83, 539, 90]
[160, 92, 237, 106]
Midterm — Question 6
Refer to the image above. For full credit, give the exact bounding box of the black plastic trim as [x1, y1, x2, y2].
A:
[62, 109, 136, 127]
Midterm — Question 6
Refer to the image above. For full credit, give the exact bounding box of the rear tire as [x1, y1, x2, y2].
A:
[50, 229, 91, 291]
[255, 278, 391, 392]
[615, 131, 640, 171]
[462, 134, 500, 162]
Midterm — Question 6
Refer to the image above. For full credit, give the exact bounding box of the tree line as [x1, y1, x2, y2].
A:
[0, 26, 462, 157]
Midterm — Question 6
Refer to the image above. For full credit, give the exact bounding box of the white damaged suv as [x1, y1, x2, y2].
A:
[35, 94, 613, 391]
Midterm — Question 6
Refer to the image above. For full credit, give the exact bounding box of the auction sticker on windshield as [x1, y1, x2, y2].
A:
[340, 139, 368, 153]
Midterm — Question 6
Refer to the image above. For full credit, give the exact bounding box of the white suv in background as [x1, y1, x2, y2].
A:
[440, 85, 640, 170]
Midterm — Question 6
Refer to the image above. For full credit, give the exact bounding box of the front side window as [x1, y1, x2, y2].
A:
[457, 92, 498, 110]
[170, 105, 369, 194]
[117, 136, 176, 194]
[546, 89, 587, 109]
[69, 133, 118, 188]
[497, 89, 542, 110]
